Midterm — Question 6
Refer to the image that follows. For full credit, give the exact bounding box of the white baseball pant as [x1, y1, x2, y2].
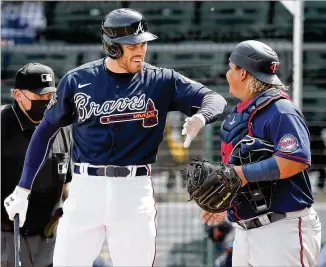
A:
[232, 207, 321, 267]
[53, 164, 157, 267]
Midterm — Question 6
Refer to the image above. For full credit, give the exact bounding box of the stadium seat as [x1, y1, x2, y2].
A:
[128, 1, 195, 41]
[199, 1, 270, 41]
[154, 48, 227, 82]
[303, 51, 326, 79]
[1, 80, 13, 105]
[304, 1, 326, 41]
[273, 2, 292, 26]
[302, 84, 326, 122]
[269, 2, 292, 40]
[274, 1, 326, 41]
[6, 51, 79, 78]
[47, 1, 121, 43]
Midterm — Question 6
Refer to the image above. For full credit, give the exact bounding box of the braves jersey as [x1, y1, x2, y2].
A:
[220, 89, 314, 222]
[44, 59, 211, 166]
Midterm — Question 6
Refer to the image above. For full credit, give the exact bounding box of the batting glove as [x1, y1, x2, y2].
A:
[182, 114, 206, 148]
[4, 186, 30, 227]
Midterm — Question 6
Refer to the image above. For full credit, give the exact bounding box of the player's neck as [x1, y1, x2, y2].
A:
[240, 91, 260, 102]
[105, 57, 128, 74]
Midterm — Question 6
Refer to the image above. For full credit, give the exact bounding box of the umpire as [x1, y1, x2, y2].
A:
[1, 63, 71, 267]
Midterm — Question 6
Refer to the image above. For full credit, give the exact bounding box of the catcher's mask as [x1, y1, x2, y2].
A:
[230, 135, 276, 213]
[101, 8, 158, 59]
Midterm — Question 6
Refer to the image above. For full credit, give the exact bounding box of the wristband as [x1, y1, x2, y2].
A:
[242, 156, 280, 183]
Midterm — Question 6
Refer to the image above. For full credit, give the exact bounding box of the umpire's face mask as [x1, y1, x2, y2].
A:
[20, 90, 51, 122]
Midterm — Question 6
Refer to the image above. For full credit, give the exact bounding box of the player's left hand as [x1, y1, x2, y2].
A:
[201, 210, 227, 225]
[4, 186, 30, 227]
[182, 114, 206, 148]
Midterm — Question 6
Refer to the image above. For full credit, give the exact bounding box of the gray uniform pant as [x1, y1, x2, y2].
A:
[1, 231, 55, 267]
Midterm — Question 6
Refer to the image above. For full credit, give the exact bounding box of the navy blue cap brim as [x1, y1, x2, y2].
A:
[112, 32, 158, 45]
[252, 72, 283, 86]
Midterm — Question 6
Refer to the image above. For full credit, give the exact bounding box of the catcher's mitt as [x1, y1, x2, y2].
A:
[183, 159, 242, 213]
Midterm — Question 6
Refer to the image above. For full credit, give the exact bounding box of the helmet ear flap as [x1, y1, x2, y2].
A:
[101, 32, 123, 59]
[103, 42, 123, 59]
[109, 43, 123, 59]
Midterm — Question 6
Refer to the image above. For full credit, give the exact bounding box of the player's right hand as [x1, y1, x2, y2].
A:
[4, 186, 30, 227]
[201, 210, 226, 225]
[182, 114, 206, 148]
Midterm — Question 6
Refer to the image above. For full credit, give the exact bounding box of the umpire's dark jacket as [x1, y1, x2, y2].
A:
[1, 103, 72, 236]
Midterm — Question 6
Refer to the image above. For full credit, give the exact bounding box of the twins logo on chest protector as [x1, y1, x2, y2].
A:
[74, 93, 158, 128]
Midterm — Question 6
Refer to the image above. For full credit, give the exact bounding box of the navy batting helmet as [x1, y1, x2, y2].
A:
[229, 40, 283, 85]
[101, 8, 158, 59]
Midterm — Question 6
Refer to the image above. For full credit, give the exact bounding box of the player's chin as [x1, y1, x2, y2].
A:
[130, 62, 143, 73]
[229, 87, 237, 98]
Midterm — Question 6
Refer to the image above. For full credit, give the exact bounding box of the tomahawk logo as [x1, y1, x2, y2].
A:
[134, 22, 145, 35]
[74, 93, 158, 128]
[270, 62, 280, 73]
[100, 99, 159, 128]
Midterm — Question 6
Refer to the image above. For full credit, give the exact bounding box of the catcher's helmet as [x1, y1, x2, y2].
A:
[101, 8, 158, 59]
[229, 40, 282, 85]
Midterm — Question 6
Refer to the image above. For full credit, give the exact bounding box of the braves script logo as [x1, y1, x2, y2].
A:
[74, 93, 158, 127]
[270, 61, 280, 73]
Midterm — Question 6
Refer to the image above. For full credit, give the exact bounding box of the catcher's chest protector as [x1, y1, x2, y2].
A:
[220, 88, 291, 163]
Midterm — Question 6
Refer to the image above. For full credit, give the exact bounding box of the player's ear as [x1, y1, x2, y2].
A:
[13, 89, 23, 102]
[240, 68, 249, 81]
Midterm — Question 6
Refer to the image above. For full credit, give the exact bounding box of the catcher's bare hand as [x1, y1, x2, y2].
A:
[201, 210, 226, 225]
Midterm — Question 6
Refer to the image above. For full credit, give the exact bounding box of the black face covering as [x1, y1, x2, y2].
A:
[20, 91, 50, 122]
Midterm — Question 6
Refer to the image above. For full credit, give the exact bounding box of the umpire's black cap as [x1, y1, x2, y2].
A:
[229, 40, 283, 85]
[15, 63, 56, 94]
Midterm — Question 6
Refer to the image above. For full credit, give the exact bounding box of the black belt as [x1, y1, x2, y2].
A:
[73, 164, 149, 177]
[237, 212, 286, 230]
